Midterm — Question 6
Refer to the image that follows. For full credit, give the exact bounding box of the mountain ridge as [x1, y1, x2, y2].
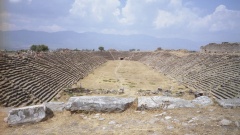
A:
[0, 30, 202, 51]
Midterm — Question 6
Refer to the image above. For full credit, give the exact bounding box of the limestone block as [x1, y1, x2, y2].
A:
[44, 102, 65, 112]
[138, 96, 195, 110]
[191, 96, 213, 107]
[7, 104, 53, 126]
[216, 98, 240, 108]
[65, 96, 135, 112]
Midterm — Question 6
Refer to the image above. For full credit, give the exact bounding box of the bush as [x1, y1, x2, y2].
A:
[30, 44, 49, 52]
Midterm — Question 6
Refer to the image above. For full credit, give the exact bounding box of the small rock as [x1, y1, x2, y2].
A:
[99, 118, 105, 121]
[235, 121, 240, 127]
[116, 124, 122, 127]
[141, 111, 146, 114]
[135, 111, 141, 113]
[219, 119, 232, 126]
[155, 112, 166, 117]
[189, 117, 198, 122]
[109, 121, 116, 125]
[149, 118, 159, 124]
[102, 127, 106, 130]
[188, 119, 194, 123]
[208, 109, 214, 112]
[165, 116, 172, 120]
[182, 122, 188, 126]
[4, 117, 7, 122]
[95, 113, 100, 116]
[167, 126, 174, 130]
[80, 114, 85, 117]
[83, 116, 88, 120]
[173, 119, 180, 123]
[196, 111, 201, 113]
[93, 115, 100, 119]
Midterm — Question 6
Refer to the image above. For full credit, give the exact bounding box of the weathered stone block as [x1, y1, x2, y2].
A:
[216, 98, 240, 108]
[65, 96, 135, 112]
[138, 96, 195, 110]
[7, 104, 53, 126]
[191, 96, 213, 107]
[44, 102, 65, 112]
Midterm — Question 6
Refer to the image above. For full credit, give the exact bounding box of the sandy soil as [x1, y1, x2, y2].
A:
[0, 60, 239, 135]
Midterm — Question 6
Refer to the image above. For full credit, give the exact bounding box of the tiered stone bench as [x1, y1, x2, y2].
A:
[139, 52, 240, 106]
[0, 51, 107, 107]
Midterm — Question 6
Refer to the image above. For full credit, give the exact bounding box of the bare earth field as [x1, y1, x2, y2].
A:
[68, 60, 192, 100]
[0, 60, 240, 135]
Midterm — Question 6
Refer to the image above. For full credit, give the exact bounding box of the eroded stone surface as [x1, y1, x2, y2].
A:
[137, 96, 195, 110]
[44, 102, 65, 112]
[191, 96, 213, 107]
[216, 98, 240, 108]
[65, 96, 136, 112]
[7, 104, 53, 126]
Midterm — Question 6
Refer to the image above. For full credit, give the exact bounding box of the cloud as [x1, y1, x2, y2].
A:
[2, 0, 240, 42]
[189, 5, 240, 32]
[118, 0, 163, 25]
[69, 0, 121, 22]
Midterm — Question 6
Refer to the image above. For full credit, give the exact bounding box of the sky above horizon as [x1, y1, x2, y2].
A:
[1, 0, 240, 43]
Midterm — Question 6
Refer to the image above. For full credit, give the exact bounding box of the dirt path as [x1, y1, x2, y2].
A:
[114, 60, 124, 89]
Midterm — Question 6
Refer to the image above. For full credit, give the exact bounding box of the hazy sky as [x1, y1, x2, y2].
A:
[1, 0, 240, 42]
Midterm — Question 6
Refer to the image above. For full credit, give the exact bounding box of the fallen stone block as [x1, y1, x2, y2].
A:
[191, 96, 213, 107]
[44, 102, 65, 112]
[6, 104, 53, 126]
[216, 98, 240, 108]
[138, 96, 195, 110]
[65, 96, 136, 112]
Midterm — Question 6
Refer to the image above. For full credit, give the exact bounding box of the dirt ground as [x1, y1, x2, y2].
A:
[63, 60, 192, 101]
[0, 60, 240, 135]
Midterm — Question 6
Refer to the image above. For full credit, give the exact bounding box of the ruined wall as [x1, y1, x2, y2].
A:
[200, 42, 240, 53]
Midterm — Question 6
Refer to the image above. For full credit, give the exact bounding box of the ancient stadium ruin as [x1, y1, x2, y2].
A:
[1, 43, 240, 134]
[1, 45, 239, 108]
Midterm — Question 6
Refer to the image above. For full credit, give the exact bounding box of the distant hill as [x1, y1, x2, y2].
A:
[0, 30, 202, 51]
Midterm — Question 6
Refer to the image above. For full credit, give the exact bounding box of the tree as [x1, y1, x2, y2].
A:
[30, 44, 49, 52]
[98, 46, 104, 52]
[129, 49, 136, 52]
[30, 45, 37, 51]
[155, 47, 162, 51]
